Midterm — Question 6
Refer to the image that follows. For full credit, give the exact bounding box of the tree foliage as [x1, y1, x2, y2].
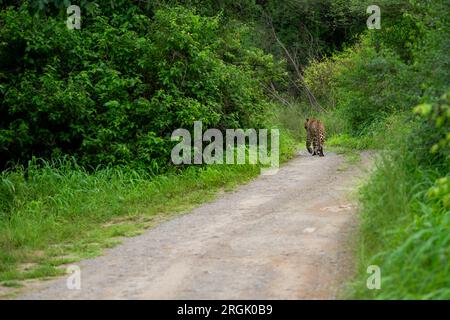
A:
[0, 3, 285, 171]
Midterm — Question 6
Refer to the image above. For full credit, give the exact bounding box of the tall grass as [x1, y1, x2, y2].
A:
[348, 118, 450, 299]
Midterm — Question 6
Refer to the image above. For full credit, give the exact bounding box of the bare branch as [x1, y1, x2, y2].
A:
[262, 11, 327, 113]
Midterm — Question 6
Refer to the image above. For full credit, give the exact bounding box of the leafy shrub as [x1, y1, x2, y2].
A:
[303, 57, 337, 110]
[414, 92, 450, 206]
[0, 4, 282, 171]
[332, 40, 421, 134]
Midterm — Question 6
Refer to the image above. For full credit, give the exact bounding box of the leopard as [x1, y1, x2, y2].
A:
[304, 118, 325, 157]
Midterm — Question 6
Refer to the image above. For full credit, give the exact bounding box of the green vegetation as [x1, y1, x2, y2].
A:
[303, 0, 449, 299]
[0, 0, 448, 298]
[0, 0, 299, 283]
[0, 3, 286, 171]
[276, 0, 449, 299]
[349, 94, 450, 299]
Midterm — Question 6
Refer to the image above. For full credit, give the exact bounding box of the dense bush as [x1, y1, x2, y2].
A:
[0, 0, 372, 172]
[333, 42, 421, 133]
[0, 3, 284, 171]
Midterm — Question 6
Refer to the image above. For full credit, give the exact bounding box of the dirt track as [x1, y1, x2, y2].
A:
[19, 150, 372, 299]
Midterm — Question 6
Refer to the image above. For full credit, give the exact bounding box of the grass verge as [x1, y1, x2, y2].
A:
[344, 115, 450, 299]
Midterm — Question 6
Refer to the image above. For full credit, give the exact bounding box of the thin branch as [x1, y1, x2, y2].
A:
[262, 82, 295, 107]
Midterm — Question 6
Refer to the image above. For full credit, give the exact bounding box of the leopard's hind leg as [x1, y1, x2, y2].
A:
[318, 130, 325, 157]
[312, 128, 319, 156]
[306, 131, 313, 154]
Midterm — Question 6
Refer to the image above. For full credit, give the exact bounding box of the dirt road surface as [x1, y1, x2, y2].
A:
[19, 151, 372, 299]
